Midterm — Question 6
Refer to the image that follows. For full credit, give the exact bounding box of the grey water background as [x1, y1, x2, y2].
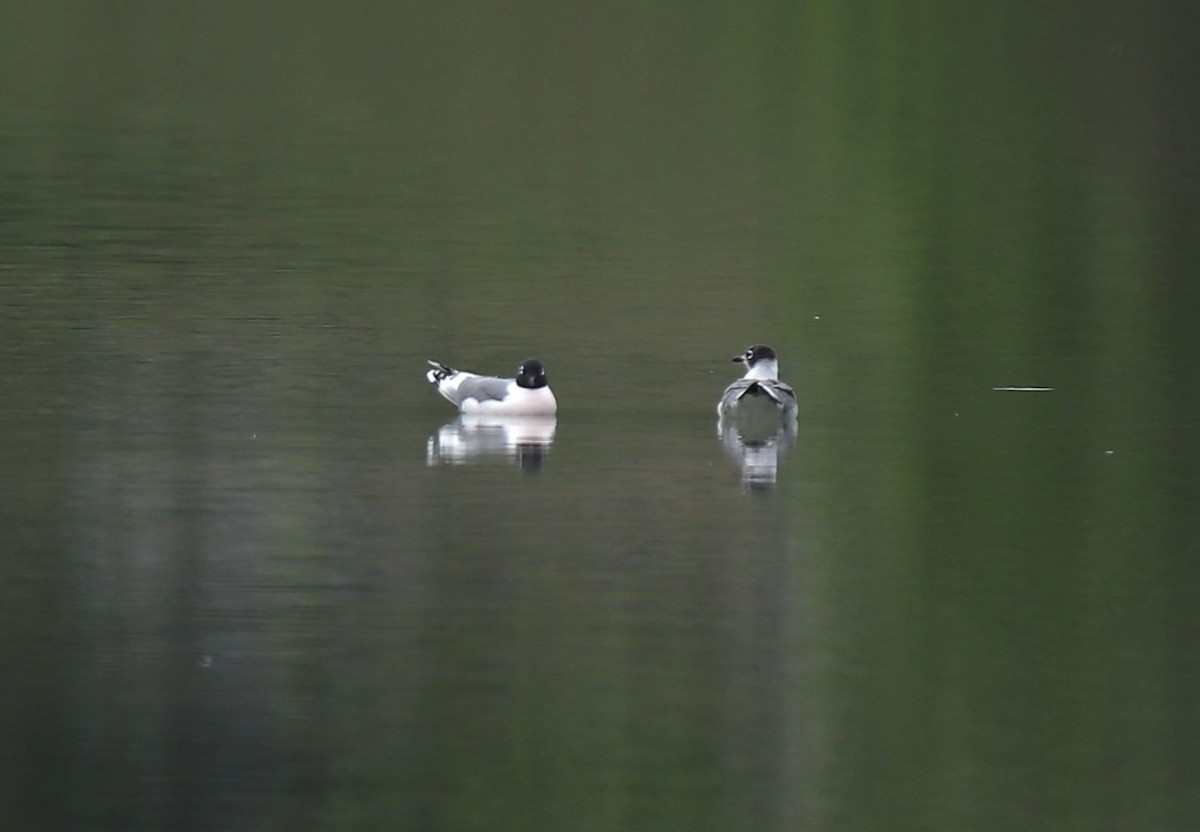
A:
[2, 3, 1198, 830]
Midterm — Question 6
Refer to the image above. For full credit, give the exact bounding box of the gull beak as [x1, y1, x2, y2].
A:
[731, 355, 746, 363]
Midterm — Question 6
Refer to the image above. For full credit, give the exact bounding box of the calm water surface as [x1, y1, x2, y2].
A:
[2, 4, 1198, 831]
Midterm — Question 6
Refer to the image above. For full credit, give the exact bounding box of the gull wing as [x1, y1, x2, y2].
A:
[448, 374, 513, 405]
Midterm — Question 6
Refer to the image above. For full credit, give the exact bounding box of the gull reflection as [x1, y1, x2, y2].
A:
[718, 410, 797, 491]
[426, 415, 557, 473]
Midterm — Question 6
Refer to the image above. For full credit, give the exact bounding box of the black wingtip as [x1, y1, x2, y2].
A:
[426, 359, 455, 382]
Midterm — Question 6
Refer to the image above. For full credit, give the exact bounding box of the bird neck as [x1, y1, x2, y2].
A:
[744, 359, 779, 380]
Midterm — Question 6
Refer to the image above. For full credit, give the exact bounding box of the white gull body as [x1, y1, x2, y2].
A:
[426, 358, 558, 415]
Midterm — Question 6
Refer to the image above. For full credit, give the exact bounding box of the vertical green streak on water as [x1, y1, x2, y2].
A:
[782, 2, 1199, 831]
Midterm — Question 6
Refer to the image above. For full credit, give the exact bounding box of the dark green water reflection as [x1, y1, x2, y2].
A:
[2, 3, 1197, 831]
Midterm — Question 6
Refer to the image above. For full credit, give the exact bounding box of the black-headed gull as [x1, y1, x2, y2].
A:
[717, 345, 797, 418]
[426, 358, 558, 415]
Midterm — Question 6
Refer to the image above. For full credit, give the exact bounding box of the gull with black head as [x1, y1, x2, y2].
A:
[426, 357, 558, 415]
[717, 344, 797, 418]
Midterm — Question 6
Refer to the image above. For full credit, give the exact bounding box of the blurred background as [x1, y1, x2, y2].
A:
[1, 2, 1197, 830]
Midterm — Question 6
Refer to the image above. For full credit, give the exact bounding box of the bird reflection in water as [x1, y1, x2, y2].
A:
[718, 403, 797, 491]
[426, 415, 557, 473]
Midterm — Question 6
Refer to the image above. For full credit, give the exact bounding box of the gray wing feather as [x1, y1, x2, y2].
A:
[719, 379, 797, 413]
[721, 379, 753, 403]
[451, 375, 512, 404]
[761, 381, 796, 407]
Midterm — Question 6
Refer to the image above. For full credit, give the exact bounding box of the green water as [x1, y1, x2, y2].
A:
[2, 3, 1197, 830]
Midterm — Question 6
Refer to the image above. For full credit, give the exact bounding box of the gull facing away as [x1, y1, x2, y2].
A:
[717, 344, 798, 419]
[425, 358, 558, 415]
